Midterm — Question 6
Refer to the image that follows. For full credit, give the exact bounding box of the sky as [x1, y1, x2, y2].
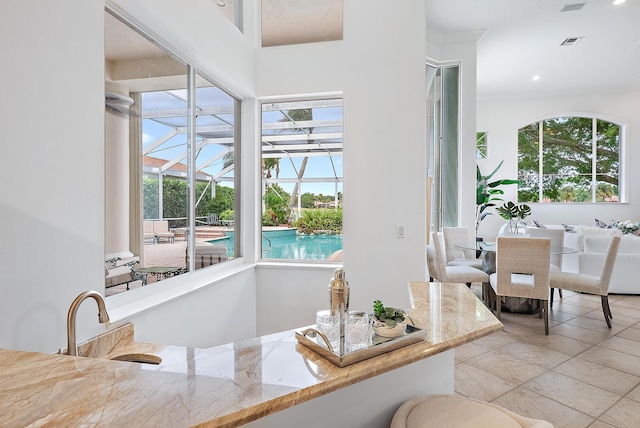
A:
[141, 94, 343, 197]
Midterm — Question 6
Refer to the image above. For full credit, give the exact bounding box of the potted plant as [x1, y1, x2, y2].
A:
[476, 161, 521, 237]
[496, 201, 531, 234]
[372, 300, 407, 338]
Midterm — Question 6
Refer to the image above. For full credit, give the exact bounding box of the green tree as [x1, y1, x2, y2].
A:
[263, 184, 290, 224]
[143, 178, 159, 219]
[518, 117, 620, 203]
[300, 192, 316, 208]
[203, 185, 235, 215]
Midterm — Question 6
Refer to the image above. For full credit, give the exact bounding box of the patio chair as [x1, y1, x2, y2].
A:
[153, 220, 175, 243]
[143, 220, 157, 243]
[186, 244, 229, 270]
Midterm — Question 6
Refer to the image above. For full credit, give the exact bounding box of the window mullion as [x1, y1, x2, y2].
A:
[538, 120, 544, 202]
[186, 65, 196, 273]
[592, 117, 597, 202]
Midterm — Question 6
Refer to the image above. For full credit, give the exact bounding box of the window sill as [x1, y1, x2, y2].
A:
[106, 258, 252, 322]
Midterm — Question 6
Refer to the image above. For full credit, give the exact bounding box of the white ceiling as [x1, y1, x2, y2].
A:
[426, 0, 640, 98]
[107, 1, 640, 99]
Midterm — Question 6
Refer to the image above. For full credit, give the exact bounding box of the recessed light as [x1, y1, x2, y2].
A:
[613, 0, 626, 5]
[532, 75, 541, 81]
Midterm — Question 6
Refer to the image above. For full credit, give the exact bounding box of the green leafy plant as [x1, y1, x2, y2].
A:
[294, 208, 342, 234]
[373, 299, 405, 327]
[476, 161, 521, 235]
[496, 201, 531, 233]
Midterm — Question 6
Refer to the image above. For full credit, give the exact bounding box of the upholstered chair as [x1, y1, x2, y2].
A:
[528, 226, 566, 299]
[426, 243, 441, 282]
[489, 237, 551, 334]
[549, 235, 620, 328]
[432, 232, 488, 288]
[527, 227, 565, 271]
[442, 227, 482, 269]
[391, 394, 553, 428]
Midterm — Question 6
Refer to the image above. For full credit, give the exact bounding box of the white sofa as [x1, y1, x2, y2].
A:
[532, 225, 640, 294]
[576, 234, 640, 294]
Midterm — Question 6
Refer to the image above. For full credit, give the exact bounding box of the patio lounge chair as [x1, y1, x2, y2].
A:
[105, 257, 142, 289]
[186, 243, 229, 270]
[153, 220, 175, 243]
[143, 220, 156, 243]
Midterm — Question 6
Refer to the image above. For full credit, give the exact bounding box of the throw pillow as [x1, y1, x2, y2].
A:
[532, 219, 547, 229]
[562, 224, 575, 233]
[595, 218, 614, 229]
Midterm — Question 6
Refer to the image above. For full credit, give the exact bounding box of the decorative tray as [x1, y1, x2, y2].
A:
[295, 324, 427, 367]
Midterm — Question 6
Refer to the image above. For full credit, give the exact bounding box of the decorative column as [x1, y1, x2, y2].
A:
[105, 82, 134, 259]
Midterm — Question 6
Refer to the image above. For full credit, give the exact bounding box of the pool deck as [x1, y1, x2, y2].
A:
[106, 226, 298, 297]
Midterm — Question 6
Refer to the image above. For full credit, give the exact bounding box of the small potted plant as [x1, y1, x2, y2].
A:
[372, 300, 407, 338]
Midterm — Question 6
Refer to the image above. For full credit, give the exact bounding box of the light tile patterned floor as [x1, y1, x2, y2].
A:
[456, 288, 640, 428]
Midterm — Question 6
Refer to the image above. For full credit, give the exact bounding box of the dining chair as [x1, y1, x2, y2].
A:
[426, 242, 441, 282]
[442, 227, 482, 269]
[528, 226, 566, 298]
[549, 235, 620, 328]
[527, 227, 565, 271]
[431, 232, 489, 288]
[488, 237, 551, 334]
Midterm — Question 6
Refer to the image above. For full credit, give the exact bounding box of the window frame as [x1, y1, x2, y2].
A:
[105, 6, 243, 298]
[517, 115, 622, 203]
[258, 96, 344, 262]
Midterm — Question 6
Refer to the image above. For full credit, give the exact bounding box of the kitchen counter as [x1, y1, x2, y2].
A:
[0, 282, 501, 427]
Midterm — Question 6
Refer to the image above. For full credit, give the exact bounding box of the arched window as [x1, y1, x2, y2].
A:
[518, 117, 621, 203]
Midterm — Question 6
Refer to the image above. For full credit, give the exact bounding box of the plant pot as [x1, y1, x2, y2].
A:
[499, 221, 529, 237]
[372, 319, 407, 338]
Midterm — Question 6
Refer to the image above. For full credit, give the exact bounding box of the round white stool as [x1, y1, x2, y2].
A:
[390, 395, 553, 428]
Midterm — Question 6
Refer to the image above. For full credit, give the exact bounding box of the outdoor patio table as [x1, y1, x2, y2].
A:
[135, 266, 184, 284]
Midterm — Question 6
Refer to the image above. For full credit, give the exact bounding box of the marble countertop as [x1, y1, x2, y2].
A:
[0, 282, 501, 427]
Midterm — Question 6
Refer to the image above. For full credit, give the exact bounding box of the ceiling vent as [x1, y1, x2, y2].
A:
[560, 36, 583, 46]
[561, 3, 586, 12]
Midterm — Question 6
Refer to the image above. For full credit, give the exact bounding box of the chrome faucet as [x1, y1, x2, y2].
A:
[66, 290, 110, 356]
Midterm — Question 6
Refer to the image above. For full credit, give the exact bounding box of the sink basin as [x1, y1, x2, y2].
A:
[110, 353, 162, 365]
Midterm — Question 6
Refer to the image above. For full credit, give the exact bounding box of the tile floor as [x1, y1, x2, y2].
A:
[456, 287, 640, 428]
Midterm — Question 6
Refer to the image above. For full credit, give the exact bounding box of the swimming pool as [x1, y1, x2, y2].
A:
[212, 229, 342, 260]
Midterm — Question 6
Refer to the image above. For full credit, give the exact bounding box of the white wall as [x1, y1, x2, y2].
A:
[256, 0, 428, 314]
[0, 1, 105, 353]
[124, 268, 257, 348]
[255, 264, 340, 335]
[0, 0, 257, 353]
[477, 89, 640, 239]
[0, 0, 439, 353]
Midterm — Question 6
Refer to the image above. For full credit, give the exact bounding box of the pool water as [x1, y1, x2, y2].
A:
[213, 229, 342, 260]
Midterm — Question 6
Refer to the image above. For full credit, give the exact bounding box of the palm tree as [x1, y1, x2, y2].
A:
[262, 158, 279, 179]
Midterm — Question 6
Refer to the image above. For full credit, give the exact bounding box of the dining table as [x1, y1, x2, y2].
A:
[456, 239, 578, 313]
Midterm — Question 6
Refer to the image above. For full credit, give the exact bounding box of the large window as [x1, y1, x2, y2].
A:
[260, 99, 343, 261]
[518, 117, 620, 203]
[105, 9, 241, 296]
